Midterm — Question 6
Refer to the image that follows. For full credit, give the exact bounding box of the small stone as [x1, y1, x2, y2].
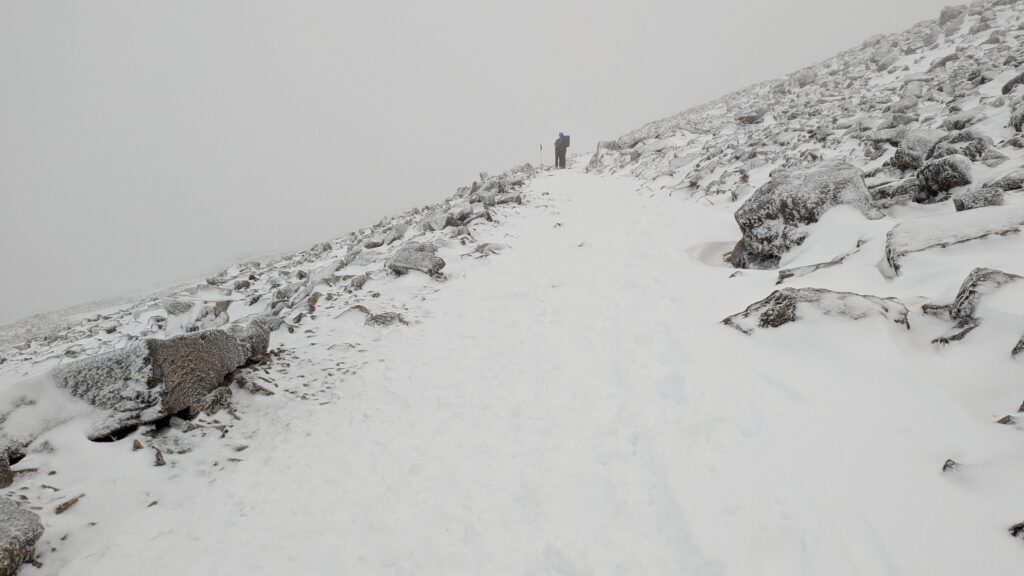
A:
[996, 415, 1016, 425]
[131, 439, 143, 451]
[941, 459, 959, 472]
[54, 494, 83, 515]
[154, 449, 166, 467]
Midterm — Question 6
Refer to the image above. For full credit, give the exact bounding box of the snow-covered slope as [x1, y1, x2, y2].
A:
[4, 1, 1024, 574]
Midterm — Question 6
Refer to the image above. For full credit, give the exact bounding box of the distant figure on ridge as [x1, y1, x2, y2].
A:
[554, 132, 570, 169]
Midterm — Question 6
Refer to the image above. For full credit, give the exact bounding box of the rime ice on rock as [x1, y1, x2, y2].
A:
[722, 288, 909, 334]
[732, 161, 881, 268]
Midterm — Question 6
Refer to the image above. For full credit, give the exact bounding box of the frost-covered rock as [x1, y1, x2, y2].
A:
[869, 178, 921, 207]
[885, 206, 1024, 274]
[421, 211, 450, 232]
[732, 161, 881, 268]
[953, 186, 1003, 211]
[722, 288, 909, 334]
[923, 267, 1022, 344]
[930, 130, 992, 162]
[915, 154, 972, 201]
[0, 454, 10, 489]
[892, 129, 946, 169]
[51, 315, 278, 438]
[986, 167, 1024, 191]
[387, 242, 446, 277]
[0, 497, 43, 576]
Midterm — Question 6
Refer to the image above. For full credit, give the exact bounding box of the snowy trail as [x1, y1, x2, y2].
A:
[53, 171, 1024, 575]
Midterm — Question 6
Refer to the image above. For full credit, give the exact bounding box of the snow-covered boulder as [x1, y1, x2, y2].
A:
[939, 5, 967, 26]
[387, 242, 446, 277]
[892, 129, 946, 170]
[51, 315, 278, 438]
[732, 161, 882, 268]
[722, 288, 909, 334]
[922, 267, 1022, 344]
[986, 167, 1024, 191]
[930, 130, 992, 163]
[885, 206, 1024, 275]
[0, 497, 43, 576]
[421, 211, 450, 232]
[953, 187, 1003, 211]
[915, 154, 972, 201]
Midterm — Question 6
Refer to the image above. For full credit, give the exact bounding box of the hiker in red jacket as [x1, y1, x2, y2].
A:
[554, 132, 569, 169]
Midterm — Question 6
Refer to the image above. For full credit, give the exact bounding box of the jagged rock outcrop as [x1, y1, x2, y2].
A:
[885, 206, 1024, 274]
[731, 161, 881, 268]
[923, 267, 1022, 345]
[722, 288, 909, 334]
[387, 242, 446, 277]
[51, 315, 279, 438]
[0, 497, 43, 576]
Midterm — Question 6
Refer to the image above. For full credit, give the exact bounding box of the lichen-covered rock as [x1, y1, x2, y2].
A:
[0, 497, 43, 576]
[915, 154, 972, 200]
[51, 315, 278, 438]
[722, 288, 909, 334]
[885, 206, 1024, 274]
[892, 129, 946, 169]
[953, 187, 1004, 211]
[387, 242, 446, 277]
[732, 161, 882, 268]
[923, 268, 1022, 344]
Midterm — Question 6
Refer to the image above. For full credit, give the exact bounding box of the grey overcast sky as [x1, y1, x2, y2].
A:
[1, 0, 951, 325]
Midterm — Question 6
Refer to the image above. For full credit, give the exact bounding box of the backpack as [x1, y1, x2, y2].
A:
[561, 134, 571, 147]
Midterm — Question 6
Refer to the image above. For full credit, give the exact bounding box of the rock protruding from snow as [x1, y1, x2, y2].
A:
[884, 206, 1024, 275]
[0, 497, 43, 576]
[387, 242, 446, 277]
[986, 167, 1024, 191]
[923, 267, 1022, 345]
[892, 129, 946, 170]
[732, 161, 881, 268]
[51, 315, 278, 438]
[722, 287, 909, 334]
[916, 154, 972, 201]
[0, 454, 10, 489]
[953, 187, 1003, 211]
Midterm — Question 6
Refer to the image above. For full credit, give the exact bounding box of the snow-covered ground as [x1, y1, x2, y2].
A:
[7, 1, 1024, 573]
[6, 169, 1022, 575]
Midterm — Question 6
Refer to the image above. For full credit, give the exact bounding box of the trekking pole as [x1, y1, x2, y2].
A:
[540, 143, 543, 170]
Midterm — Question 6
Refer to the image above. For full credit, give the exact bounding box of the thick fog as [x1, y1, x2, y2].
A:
[0, 0, 952, 325]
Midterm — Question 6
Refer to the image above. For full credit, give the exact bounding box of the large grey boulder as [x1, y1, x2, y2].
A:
[923, 268, 1022, 345]
[0, 497, 43, 576]
[722, 288, 909, 334]
[51, 315, 278, 438]
[732, 161, 882, 268]
[892, 129, 946, 170]
[387, 242, 446, 277]
[916, 154, 972, 201]
[885, 206, 1024, 274]
[939, 5, 967, 26]
[953, 187, 1004, 211]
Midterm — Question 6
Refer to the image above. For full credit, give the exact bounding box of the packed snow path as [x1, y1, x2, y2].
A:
[57, 171, 1024, 575]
